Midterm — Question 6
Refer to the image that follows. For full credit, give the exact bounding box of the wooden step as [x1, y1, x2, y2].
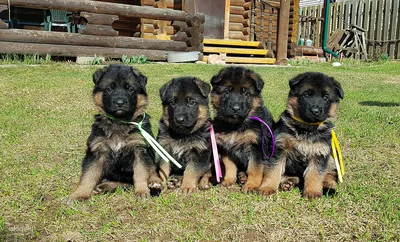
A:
[203, 56, 276, 64]
[203, 46, 267, 55]
[204, 38, 261, 47]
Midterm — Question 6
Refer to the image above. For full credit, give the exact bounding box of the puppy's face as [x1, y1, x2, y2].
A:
[92, 65, 148, 120]
[211, 67, 264, 124]
[288, 72, 344, 123]
[160, 77, 210, 134]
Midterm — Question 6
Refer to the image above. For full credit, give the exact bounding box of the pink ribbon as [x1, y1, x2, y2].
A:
[209, 123, 222, 183]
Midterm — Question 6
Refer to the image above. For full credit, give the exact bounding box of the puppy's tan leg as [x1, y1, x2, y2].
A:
[303, 160, 324, 200]
[199, 170, 212, 190]
[323, 157, 338, 191]
[259, 163, 283, 196]
[69, 157, 105, 201]
[158, 160, 171, 185]
[221, 156, 237, 187]
[180, 162, 201, 194]
[242, 159, 264, 193]
[133, 154, 151, 198]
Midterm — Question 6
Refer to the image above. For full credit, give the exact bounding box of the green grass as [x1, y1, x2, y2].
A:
[0, 62, 399, 241]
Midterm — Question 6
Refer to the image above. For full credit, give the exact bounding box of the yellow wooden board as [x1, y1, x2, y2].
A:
[143, 35, 171, 40]
[204, 38, 261, 47]
[203, 56, 276, 64]
[204, 46, 267, 55]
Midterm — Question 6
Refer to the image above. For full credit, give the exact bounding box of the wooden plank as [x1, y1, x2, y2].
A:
[332, 2, 338, 34]
[228, 30, 244, 40]
[229, 22, 244, 31]
[389, 0, 399, 58]
[375, 0, 383, 54]
[396, 0, 400, 59]
[203, 46, 267, 55]
[224, 0, 231, 39]
[363, 0, 370, 30]
[338, 1, 344, 30]
[203, 38, 261, 47]
[203, 56, 275, 64]
[230, 6, 244, 15]
[230, 0, 245, 7]
[383, 0, 391, 50]
[0, 41, 174, 60]
[229, 14, 244, 23]
[0, 0, 192, 22]
[79, 24, 119, 36]
[368, 0, 377, 57]
[343, 1, 350, 28]
[351, 1, 357, 25]
[0, 29, 187, 50]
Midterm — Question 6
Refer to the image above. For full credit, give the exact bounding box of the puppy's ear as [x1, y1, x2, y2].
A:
[289, 73, 307, 89]
[92, 66, 109, 84]
[331, 77, 344, 99]
[210, 68, 227, 87]
[249, 72, 264, 92]
[159, 80, 173, 103]
[130, 67, 148, 90]
[192, 78, 211, 98]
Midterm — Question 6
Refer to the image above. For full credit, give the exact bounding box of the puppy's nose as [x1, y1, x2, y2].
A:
[311, 107, 321, 115]
[114, 99, 127, 107]
[175, 116, 185, 124]
[232, 104, 241, 112]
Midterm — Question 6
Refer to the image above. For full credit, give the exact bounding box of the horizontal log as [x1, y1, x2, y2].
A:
[229, 14, 244, 23]
[79, 24, 119, 36]
[243, 27, 250, 35]
[243, 10, 251, 19]
[230, 6, 245, 15]
[292, 46, 324, 56]
[171, 31, 187, 41]
[244, 1, 251, 10]
[0, 41, 176, 60]
[81, 12, 119, 25]
[243, 19, 250, 27]
[230, 0, 245, 6]
[0, 29, 187, 51]
[228, 30, 244, 40]
[0, 0, 195, 21]
[229, 23, 244, 31]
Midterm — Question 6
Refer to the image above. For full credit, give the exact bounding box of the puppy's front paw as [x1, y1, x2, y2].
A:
[237, 172, 248, 185]
[241, 183, 259, 193]
[259, 187, 277, 196]
[303, 189, 322, 200]
[280, 176, 300, 191]
[221, 177, 236, 187]
[179, 186, 196, 195]
[135, 189, 150, 198]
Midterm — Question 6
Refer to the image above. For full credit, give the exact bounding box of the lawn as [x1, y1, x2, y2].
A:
[0, 61, 399, 241]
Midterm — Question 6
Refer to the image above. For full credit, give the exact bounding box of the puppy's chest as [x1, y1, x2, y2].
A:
[159, 136, 208, 160]
[91, 132, 146, 154]
[277, 133, 330, 158]
[216, 130, 258, 150]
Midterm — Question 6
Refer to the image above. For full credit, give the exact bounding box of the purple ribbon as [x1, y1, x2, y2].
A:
[250, 116, 275, 160]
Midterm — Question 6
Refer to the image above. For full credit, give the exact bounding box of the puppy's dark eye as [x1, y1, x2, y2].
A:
[303, 92, 310, 98]
[128, 86, 135, 94]
[242, 88, 250, 97]
[169, 100, 176, 106]
[223, 88, 231, 95]
[105, 86, 113, 93]
[323, 94, 330, 101]
[188, 99, 196, 106]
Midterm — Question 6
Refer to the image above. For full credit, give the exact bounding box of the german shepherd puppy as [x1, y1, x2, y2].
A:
[69, 64, 162, 202]
[157, 77, 213, 194]
[268, 72, 344, 200]
[210, 66, 275, 193]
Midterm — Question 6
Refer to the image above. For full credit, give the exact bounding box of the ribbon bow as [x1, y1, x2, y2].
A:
[106, 113, 182, 169]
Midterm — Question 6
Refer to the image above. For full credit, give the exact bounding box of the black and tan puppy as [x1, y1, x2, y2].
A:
[210, 66, 275, 193]
[69, 64, 161, 201]
[269, 72, 344, 200]
[157, 77, 213, 194]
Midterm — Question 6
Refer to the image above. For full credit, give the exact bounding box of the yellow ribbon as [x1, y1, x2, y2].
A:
[331, 130, 345, 182]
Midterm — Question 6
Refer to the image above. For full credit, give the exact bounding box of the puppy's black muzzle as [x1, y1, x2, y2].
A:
[223, 93, 250, 119]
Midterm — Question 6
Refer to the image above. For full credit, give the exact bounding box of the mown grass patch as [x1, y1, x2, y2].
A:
[0, 62, 399, 241]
